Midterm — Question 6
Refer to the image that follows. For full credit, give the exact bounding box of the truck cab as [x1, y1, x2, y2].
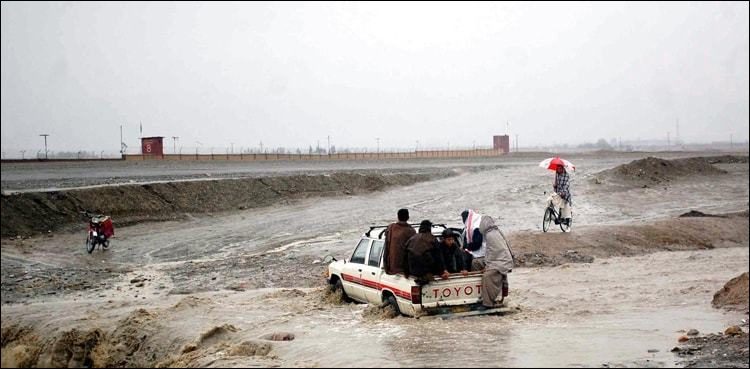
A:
[326, 224, 501, 317]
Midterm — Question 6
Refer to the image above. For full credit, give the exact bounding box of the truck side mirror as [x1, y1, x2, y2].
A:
[323, 255, 336, 264]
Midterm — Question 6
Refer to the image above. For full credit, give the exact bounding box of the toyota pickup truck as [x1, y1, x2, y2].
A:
[326, 223, 505, 318]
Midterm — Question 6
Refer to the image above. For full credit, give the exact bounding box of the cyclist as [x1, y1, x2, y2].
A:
[553, 166, 572, 226]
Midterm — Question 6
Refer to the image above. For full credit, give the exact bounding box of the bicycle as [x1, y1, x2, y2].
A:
[542, 192, 572, 233]
[82, 211, 114, 253]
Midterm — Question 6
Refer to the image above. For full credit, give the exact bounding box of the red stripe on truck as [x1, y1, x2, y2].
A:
[341, 273, 412, 300]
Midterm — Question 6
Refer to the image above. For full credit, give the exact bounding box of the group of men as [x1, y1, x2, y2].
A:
[381, 208, 514, 309]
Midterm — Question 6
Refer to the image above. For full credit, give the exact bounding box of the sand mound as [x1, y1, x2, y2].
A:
[712, 272, 749, 311]
[595, 156, 727, 186]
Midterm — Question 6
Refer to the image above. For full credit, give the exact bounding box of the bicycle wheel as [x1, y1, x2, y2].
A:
[86, 235, 95, 254]
[560, 212, 572, 233]
[542, 207, 553, 232]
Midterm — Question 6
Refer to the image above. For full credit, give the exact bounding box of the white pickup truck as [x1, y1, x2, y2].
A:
[326, 224, 505, 318]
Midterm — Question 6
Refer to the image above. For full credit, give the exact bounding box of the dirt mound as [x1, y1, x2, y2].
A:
[595, 156, 727, 186]
[679, 210, 727, 218]
[712, 272, 749, 311]
[509, 216, 748, 268]
[0, 172, 435, 238]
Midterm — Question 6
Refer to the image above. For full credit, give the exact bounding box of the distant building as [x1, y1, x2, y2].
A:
[141, 136, 164, 157]
[493, 135, 510, 153]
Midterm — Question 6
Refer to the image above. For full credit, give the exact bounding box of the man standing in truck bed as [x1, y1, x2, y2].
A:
[477, 215, 514, 308]
[383, 208, 416, 275]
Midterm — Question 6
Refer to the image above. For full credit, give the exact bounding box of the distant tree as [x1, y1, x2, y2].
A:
[596, 138, 613, 150]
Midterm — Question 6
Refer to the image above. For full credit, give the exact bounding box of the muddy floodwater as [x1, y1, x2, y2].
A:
[1, 152, 748, 367]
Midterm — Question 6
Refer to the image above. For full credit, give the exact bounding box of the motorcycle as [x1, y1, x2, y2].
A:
[82, 211, 114, 254]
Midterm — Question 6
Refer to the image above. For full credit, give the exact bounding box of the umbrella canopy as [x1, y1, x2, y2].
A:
[539, 157, 575, 171]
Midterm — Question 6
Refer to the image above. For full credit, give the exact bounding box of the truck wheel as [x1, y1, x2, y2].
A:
[385, 295, 401, 316]
[334, 279, 351, 303]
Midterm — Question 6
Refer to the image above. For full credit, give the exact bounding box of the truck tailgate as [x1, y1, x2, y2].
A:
[420, 275, 484, 307]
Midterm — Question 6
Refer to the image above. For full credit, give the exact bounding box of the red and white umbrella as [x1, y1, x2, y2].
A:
[539, 157, 575, 171]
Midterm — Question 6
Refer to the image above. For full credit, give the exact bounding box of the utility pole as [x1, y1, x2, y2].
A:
[515, 134, 519, 152]
[327, 135, 331, 155]
[120, 125, 123, 154]
[20, 150, 26, 160]
[172, 136, 179, 154]
[416, 140, 419, 152]
[259, 141, 263, 153]
[667, 132, 670, 150]
[376, 138, 380, 153]
[39, 134, 49, 159]
[230, 142, 234, 154]
[675, 118, 680, 146]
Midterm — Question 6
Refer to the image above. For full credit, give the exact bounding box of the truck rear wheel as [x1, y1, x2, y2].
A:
[385, 295, 401, 316]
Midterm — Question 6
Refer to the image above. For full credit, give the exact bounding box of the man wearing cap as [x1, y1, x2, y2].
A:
[437, 229, 469, 277]
[382, 208, 416, 275]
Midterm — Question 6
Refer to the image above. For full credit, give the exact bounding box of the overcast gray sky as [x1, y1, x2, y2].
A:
[2, 1, 748, 153]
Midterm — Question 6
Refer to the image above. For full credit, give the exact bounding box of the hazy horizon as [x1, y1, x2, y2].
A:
[2, 2, 748, 154]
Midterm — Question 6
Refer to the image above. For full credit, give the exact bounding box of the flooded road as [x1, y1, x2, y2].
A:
[2, 247, 746, 367]
[1, 153, 747, 367]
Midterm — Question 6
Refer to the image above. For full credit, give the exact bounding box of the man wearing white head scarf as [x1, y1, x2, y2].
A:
[461, 209, 485, 271]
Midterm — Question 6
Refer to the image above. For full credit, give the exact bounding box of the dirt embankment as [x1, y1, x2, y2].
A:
[0, 172, 436, 238]
[593, 155, 747, 188]
[712, 272, 749, 312]
[509, 211, 749, 268]
[672, 272, 749, 368]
